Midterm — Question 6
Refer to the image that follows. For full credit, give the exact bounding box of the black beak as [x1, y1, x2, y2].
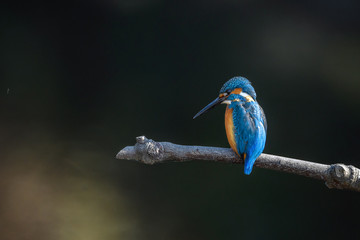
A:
[193, 97, 224, 119]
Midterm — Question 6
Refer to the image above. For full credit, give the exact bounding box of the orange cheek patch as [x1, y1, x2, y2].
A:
[231, 88, 242, 95]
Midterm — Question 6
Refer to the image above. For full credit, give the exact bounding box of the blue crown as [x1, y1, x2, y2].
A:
[220, 76, 257, 100]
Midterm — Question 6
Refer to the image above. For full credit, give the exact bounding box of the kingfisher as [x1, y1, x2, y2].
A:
[193, 76, 267, 175]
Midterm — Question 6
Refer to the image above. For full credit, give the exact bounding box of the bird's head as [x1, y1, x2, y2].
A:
[193, 76, 256, 119]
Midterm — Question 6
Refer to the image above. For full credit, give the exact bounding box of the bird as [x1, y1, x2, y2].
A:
[193, 76, 267, 175]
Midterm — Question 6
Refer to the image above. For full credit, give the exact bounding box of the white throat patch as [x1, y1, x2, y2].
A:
[221, 100, 232, 105]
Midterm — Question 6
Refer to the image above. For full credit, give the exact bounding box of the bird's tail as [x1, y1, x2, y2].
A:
[243, 154, 255, 175]
[244, 164, 253, 175]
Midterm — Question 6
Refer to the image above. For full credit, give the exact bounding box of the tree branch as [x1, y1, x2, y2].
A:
[116, 136, 360, 192]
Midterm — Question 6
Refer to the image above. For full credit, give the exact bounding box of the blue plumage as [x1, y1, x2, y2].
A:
[193, 76, 267, 175]
[220, 76, 257, 100]
[228, 97, 266, 174]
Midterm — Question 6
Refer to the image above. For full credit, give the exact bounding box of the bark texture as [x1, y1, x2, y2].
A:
[116, 136, 360, 192]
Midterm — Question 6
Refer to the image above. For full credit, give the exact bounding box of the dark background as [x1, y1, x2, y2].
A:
[1, 0, 360, 239]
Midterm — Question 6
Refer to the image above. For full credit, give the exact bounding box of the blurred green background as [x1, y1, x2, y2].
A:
[1, 0, 360, 239]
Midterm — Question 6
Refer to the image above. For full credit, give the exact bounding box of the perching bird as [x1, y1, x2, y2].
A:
[193, 76, 267, 175]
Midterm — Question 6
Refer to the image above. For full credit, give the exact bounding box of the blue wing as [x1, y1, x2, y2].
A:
[230, 101, 267, 175]
[259, 105, 267, 133]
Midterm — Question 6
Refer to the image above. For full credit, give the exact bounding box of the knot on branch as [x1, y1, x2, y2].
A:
[325, 164, 360, 190]
[134, 136, 164, 164]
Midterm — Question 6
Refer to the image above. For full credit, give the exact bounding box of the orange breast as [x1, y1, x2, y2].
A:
[225, 106, 239, 155]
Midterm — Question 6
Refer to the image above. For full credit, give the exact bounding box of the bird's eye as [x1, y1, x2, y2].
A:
[220, 90, 232, 98]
